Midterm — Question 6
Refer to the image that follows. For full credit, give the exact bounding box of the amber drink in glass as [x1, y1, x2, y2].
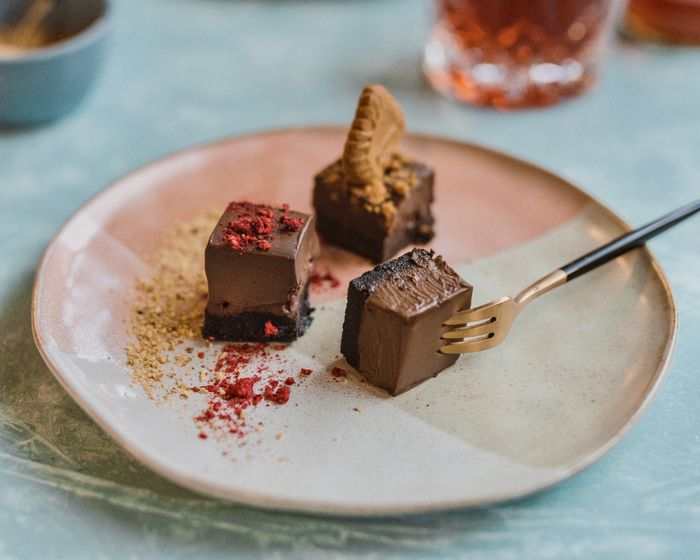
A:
[624, 0, 700, 44]
[424, 0, 614, 109]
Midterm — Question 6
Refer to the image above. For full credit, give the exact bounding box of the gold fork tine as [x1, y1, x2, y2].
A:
[443, 298, 508, 325]
[441, 321, 496, 340]
[440, 333, 501, 354]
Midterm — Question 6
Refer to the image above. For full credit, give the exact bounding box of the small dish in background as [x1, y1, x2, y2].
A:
[0, 0, 110, 125]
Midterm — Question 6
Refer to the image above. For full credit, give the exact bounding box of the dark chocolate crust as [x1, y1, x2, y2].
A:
[313, 160, 435, 263]
[203, 287, 313, 342]
[340, 283, 367, 370]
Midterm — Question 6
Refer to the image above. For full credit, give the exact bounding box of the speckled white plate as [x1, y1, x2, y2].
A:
[32, 127, 677, 516]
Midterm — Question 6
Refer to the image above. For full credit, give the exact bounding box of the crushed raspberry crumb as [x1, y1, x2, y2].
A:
[192, 342, 298, 445]
[226, 376, 260, 400]
[264, 321, 279, 337]
[256, 207, 274, 218]
[197, 351, 205, 359]
[309, 270, 341, 293]
[300, 368, 313, 376]
[332, 367, 348, 378]
[221, 201, 304, 253]
[264, 384, 291, 404]
[279, 214, 305, 232]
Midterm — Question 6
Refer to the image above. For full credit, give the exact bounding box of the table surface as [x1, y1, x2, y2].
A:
[1, 1, 699, 558]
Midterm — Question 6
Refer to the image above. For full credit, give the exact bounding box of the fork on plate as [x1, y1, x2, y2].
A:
[440, 199, 700, 354]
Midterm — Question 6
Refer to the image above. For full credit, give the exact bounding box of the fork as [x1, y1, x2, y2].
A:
[440, 198, 700, 354]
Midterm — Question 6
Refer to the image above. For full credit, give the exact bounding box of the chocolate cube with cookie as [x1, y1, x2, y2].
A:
[313, 85, 436, 264]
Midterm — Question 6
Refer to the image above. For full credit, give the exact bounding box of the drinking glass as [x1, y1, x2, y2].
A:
[424, 0, 615, 109]
[624, 0, 700, 44]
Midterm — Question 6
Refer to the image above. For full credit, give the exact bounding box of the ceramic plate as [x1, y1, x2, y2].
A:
[32, 127, 677, 516]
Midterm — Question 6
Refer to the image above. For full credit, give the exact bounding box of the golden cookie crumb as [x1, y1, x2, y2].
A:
[124, 211, 218, 402]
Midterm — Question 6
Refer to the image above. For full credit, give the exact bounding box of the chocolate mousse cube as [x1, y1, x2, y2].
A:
[313, 155, 435, 264]
[341, 249, 472, 395]
[203, 202, 320, 342]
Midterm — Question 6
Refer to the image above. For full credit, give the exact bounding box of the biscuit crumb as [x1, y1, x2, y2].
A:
[124, 211, 218, 402]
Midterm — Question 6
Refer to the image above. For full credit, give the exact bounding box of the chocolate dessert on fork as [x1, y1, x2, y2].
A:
[341, 248, 473, 395]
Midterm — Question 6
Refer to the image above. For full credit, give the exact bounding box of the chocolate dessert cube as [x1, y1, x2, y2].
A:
[341, 249, 472, 395]
[314, 155, 435, 263]
[313, 85, 435, 264]
[203, 202, 320, 342]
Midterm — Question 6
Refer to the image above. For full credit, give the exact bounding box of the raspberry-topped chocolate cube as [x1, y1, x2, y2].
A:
[203, 201, 320, 342]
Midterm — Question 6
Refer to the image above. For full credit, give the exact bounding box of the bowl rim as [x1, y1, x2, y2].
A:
[0, 0, 110, 64]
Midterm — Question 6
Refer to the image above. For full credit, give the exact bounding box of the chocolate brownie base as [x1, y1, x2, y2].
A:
[313, 160, 435, 264]
[203, 289, 313, 343]
[316, 210, 434, 264]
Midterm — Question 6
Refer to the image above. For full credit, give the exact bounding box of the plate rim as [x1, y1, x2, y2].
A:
[31, 125, 678, 517]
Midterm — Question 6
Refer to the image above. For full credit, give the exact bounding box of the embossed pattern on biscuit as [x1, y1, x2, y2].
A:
[342, 84, 405, 205]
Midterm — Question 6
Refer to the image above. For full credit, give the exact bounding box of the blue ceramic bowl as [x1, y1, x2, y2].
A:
[0, 0, 110, 125]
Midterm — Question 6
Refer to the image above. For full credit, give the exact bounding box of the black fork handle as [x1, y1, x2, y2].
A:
[561, 199, 700, 281]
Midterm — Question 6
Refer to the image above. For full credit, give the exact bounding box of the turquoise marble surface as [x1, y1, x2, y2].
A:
[1, 0, 699, 557]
